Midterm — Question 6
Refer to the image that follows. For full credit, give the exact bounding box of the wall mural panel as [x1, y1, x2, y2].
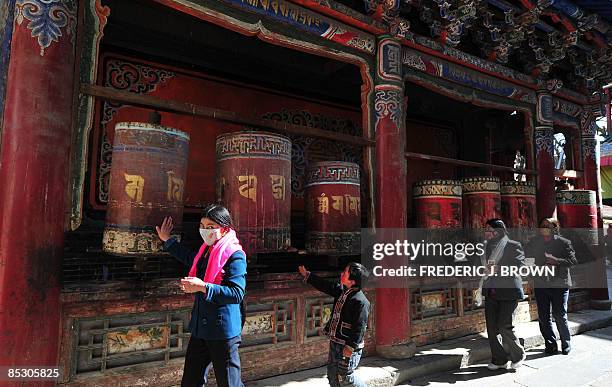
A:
[262, 109, 363, 200]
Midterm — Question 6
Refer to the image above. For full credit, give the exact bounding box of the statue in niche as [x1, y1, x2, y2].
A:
[513, 150, 526, 182]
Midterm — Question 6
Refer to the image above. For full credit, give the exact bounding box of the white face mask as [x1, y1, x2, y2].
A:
[199, 228, 222, 245]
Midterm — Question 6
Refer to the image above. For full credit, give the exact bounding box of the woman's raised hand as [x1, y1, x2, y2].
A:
[155, 216, 174, 242]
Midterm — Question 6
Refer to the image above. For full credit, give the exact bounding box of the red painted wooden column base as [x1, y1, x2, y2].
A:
[0, 0, 76, 378]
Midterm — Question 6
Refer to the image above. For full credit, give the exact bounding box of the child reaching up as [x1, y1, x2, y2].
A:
[298, 263, 370, 387]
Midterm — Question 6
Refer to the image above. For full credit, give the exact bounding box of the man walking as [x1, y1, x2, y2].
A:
[482, 219, 527, 370]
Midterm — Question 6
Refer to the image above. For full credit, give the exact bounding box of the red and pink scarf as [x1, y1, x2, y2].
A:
[188, 229, 243, 285]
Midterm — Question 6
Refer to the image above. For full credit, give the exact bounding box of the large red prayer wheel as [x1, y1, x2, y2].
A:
[500, 181, 537, 228]
[413, 180, 462, 228]
[305, 161, 361, 254]
[556, 190, 597, 228]
[556, 190, 598, 286]
[461, 177, 501, 229]
[216, 131, 291, 257]
[103, 122, 190, 255]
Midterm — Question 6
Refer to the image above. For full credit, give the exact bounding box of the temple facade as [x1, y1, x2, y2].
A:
[0, 0, 611, 385]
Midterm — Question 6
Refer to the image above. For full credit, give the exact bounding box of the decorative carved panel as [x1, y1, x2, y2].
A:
[410, 287, 457, 320]
[71, 309, 190, 376]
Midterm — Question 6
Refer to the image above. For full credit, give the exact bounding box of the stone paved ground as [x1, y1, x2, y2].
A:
[399, 324, 612, 387]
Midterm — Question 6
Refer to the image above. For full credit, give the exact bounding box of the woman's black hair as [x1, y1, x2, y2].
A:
[201, 204, 233, 228]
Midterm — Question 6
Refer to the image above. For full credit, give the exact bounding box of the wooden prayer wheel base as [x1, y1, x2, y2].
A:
[102, 225, 180, 256]
[306, 231, 360, 255]
[237, 226, 291, 253]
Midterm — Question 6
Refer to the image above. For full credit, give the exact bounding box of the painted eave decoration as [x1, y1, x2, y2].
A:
[573, 1, 612, 23]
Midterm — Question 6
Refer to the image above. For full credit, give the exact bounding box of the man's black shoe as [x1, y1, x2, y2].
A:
[562, 347, 571, 355]
[544, 347, 558, 355]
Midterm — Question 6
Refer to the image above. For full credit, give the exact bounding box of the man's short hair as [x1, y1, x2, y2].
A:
[486, 218, 507, 235]
[347, 262, 369, 288]
[539, 217, 561, 235]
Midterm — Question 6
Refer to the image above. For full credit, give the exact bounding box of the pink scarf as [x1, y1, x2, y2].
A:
[188, 229, 243, 285]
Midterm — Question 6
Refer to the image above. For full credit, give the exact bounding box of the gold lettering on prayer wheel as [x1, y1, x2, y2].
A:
[305, 161, 361, 255]
[103, 122, 190, 255]
[216, 131, 292, 257]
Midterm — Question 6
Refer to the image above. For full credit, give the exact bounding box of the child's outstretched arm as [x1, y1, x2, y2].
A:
[298, 265, 342, 298]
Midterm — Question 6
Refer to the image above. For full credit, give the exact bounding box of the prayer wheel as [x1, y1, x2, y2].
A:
[556, 190, 597, 228]
[216, 131, 291, 256]
[413, 180, 462, 228]
[556, 190, 598, 283]
[305, 161, 361, 254]
[103, 122, 190, 255]
[500, 181, 537, 228]
[461, 177, 501, 229]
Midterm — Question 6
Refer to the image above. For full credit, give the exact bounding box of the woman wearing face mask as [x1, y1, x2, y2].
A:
[525, 218, 577, 355]
[156, 204, 246, 387]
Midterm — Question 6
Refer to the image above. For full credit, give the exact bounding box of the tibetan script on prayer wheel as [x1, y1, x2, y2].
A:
[216, 131, 292, 257]
[305, 161, 361, 255]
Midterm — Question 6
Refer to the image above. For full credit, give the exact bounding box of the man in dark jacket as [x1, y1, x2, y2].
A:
[482, 219, 526, 370]
[525, 218, 577, 355]
[298, 263, 370, 387]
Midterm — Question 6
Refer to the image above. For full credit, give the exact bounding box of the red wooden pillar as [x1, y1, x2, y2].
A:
[605, 88, 611, 137]
[580, 116, 610, 309]
[373, 36, 414, 358]
[0, 0, 76, 373]
[535, 91, 556, 219]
